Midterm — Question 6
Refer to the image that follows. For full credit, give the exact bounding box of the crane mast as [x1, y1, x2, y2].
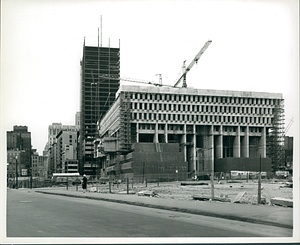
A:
[174, 40, 212, 88]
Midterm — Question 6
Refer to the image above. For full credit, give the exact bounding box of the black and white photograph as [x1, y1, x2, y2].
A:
[1, 0, 299, 243]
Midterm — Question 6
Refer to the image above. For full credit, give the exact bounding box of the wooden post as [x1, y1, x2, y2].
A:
[109, 181, 111, 193]
[258, 154, 262, 204]
[145, 178, 147, 187]
[132, 178, 133, 188]
[126, 177, 129, 194]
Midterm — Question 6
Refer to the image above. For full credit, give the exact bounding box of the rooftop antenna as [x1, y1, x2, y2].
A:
[100, 15, 102, 47]
[156, 74, 162, 86]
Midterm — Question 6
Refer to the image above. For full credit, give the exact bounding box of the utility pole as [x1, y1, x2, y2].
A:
[142, 161, 145, 183]
[258, 154, 262, 204]
[30, 145, 32, 189]
[15, 156, 18, 189]
[211, 155, 214, 201]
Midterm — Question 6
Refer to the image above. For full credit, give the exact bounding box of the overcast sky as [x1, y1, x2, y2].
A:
[1, 0, 298, 155]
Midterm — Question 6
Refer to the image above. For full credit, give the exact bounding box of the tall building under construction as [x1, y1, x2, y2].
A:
[79, 40, 120, 175]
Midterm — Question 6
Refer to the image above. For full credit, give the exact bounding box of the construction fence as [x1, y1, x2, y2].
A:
[7, 171, 290, 191]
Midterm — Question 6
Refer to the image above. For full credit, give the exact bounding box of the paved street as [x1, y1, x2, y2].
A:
[6, 189, 292, 238]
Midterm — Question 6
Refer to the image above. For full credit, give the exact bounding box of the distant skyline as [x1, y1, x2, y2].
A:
[1, 0, 298, 156]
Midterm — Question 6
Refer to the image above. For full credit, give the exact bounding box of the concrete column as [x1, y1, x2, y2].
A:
[215, 127, 223, 159]
[233, 126, 240, 157]
[258, 127, 266, 157]
[193, 124, 197, 172]
[183, 124, 187, 162]
[207, 125, 214, 172]
[154, 123, 159, 143]
[136, 122, 139, 143]
[164, 123, 168, 143]
[241, 126, 249, 158]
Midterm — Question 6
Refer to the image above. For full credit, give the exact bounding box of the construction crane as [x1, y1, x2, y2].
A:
[285, 118, 294, 135]
[98, 74, 175, 88]
[174, 40, 212, 88]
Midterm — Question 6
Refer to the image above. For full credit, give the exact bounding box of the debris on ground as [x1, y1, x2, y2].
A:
[137, 190, 159, 197]
[270, 197, 293, 207]
[181, 182, 209, 186]
[280, 182, 293, 188]
[82, 180, 292, 207]
[233, 191, 247, 203]
[192, 195, 210, 201]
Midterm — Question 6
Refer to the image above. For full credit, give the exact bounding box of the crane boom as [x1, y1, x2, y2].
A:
[98, 74, 174, 88]
[174, 40, 212, 88]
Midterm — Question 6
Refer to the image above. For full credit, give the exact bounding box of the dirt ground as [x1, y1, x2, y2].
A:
[88, 179, 293, 205]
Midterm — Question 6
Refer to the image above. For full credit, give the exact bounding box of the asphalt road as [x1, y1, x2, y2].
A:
[6, 189, 292, 238]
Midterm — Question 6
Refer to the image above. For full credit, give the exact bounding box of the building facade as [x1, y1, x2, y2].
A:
[55, 130, 79, 173]
[7, 126, 31, 176]
[79, 41, 120, 175]
[31, 150, 48, 179]
[96, 85, 284, 178]
[46, 123, 79, 176]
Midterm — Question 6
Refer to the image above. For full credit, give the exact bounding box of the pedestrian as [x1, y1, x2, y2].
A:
[82, 174, 87, 193]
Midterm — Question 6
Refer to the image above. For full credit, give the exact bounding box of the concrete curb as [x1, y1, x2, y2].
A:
[36, 190, 293, 229]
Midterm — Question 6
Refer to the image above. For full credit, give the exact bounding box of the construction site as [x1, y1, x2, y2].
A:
[79, 38, 287, 181]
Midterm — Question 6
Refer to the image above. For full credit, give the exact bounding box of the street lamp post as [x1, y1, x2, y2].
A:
[15, 156, 18, 189]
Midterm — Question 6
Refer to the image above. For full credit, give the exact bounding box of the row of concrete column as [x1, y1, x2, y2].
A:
[135, 123, 267, 173]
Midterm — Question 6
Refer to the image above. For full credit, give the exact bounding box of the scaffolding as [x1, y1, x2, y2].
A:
[119, 91, 132, 153]
[267, 99, 285, 172]
[79, 41, 120, 175]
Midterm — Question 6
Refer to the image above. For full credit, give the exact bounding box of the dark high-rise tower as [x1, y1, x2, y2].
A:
[79, 40, 120, 175]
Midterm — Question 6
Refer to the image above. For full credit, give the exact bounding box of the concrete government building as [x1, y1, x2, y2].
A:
[95, 84, 284, 180]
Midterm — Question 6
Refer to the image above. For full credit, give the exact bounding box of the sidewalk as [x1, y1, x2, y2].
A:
[35, 187, 293, 229]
